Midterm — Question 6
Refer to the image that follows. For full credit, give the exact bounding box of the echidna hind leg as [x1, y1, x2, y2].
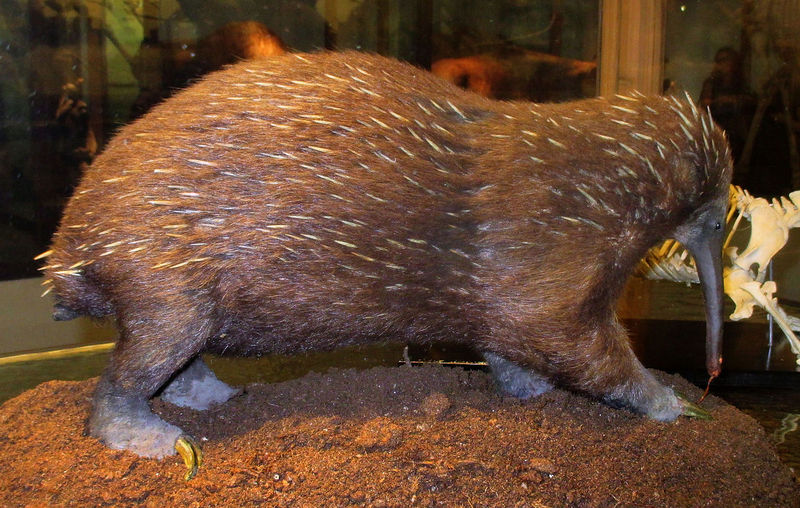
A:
[88, 298, 212, 458]
[89, 380, 184, 459]
[484, 352, 553, 399]
[160, 356, 240, 410]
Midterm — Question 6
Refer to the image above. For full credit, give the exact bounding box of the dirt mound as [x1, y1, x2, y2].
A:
[0, 365, 796, 506]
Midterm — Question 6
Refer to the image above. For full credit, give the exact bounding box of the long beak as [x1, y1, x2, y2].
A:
[685, 234, 724, 378]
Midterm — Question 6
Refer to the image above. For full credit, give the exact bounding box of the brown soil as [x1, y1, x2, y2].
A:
[0, 365, 797, 507]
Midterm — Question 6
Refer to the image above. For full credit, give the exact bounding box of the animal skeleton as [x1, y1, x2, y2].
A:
[637, 185, 800, 365]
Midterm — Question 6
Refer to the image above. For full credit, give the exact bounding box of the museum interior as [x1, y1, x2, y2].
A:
[0, 1, 798, 504]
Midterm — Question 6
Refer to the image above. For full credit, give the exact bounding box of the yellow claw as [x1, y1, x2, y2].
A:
[675, 391, 713, 420]
[175, 436, 203, 480]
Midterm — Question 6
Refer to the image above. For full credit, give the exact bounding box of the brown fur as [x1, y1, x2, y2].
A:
[42, 52, 732, 455]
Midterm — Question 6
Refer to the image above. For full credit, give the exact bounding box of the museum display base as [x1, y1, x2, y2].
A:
[0, 365, 797, 506]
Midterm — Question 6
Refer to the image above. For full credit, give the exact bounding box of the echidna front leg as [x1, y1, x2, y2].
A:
[565, 320, 685, 421]
[484, 352, 553, 399]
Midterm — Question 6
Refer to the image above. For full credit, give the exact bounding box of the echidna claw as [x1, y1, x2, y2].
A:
[175, 436, 203, 480]
[675, 391, 713, 420]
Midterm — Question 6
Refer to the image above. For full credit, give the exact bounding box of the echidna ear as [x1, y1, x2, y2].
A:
[697, 106, 734, 198]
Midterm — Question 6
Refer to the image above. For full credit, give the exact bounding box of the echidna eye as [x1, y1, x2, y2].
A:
[714, 221, 722, 230]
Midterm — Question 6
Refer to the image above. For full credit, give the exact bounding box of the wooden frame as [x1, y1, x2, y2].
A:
[599, 0, 666, 97]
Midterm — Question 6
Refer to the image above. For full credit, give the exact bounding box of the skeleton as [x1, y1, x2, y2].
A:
[637, 185, 800, 366]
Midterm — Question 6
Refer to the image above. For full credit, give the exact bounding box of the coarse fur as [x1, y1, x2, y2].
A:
[42, 51, 733, 458]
